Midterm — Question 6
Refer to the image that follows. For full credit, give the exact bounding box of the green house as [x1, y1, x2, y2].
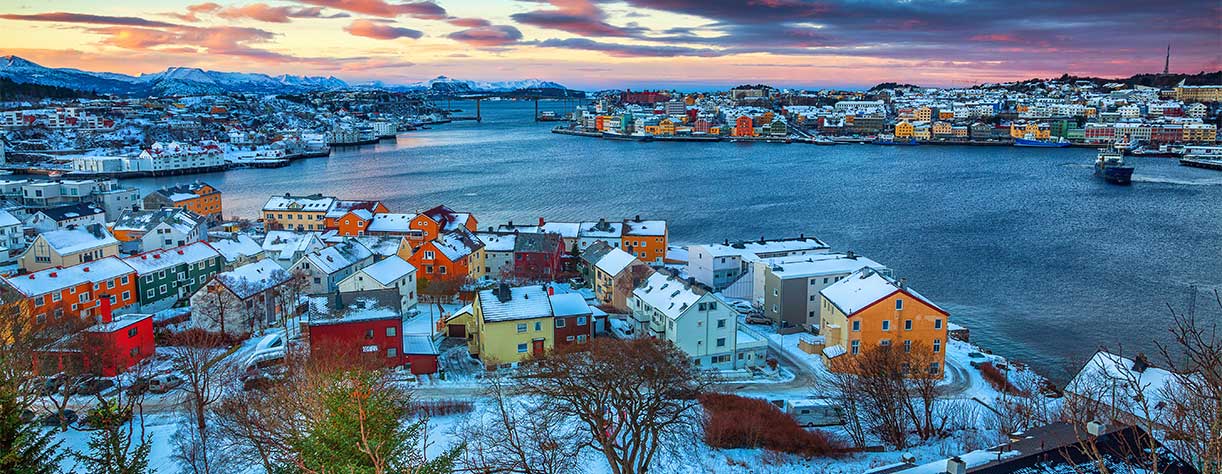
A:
[123, 241, 224, 312]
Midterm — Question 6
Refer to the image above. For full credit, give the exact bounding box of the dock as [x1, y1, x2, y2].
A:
[1179, 157, 1222, 171]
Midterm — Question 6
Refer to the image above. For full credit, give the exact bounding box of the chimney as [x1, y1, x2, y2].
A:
[508, 220, 514, 227]
[1131, 353, 1150, 373]
[1086, 420, 1107, 436]
[946, 456, 967, 474]
[899, 277, 908, 291]
[547, 285, 554, 296]
[539, 217, 545, 227]
[723, 239, 729, 246]
[634, 215, 641, 222]
[799, 232, 804, 239]
[83, 266, 90, 273]
[847, 250, 857, 260]
[759, 235, 766, 244]
[99, 294, 113, 324]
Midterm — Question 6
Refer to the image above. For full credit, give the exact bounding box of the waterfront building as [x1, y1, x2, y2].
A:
[819, 268, 948, 376]
[262, 193, 336, 231]
[761, 252, 886, 330]
[894, 121, 914, 139]
[143, 182, 223, 223]
[511, 232, 565, 281]
[475, 232, 516, 280]
[687, 236, 830, 291]
[1174, 82, 1222, 102]
[577, 218, 623, 251]
[732, 116, 755, 137]
[620, 217, 668, 264]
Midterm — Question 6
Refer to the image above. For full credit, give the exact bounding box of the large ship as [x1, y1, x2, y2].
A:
[1094, 149, 1134, 185]
[1014, 135, 1070, 148]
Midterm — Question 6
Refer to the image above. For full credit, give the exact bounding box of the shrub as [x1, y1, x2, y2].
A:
[407, 399, 475, 417]
[701, 393, 843, 458]
[977, 362, 1022, 395]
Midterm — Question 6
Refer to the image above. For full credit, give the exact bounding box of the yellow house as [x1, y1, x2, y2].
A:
[262, 194, 335, 231]
[931, 121, 953, 137]
[19, 225, 120, 273]
[657, 118, 676, 136]
[914, 106, 932, 121]
[470, 284, 556, 366]
[894, 121, 914, 139]
[819, 268, 949, 376]
[1010, 122, 1050, 140]
[938, 110, 956, 120]
[1183, 123, 1217, 142]
[912, 122, 931, 140]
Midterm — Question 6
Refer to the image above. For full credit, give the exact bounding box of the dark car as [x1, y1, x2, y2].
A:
[73, 377, 115, 396]
[744, 314, 772, 325]
[40, 409, 77, 427]
[126, 377, 152, 397]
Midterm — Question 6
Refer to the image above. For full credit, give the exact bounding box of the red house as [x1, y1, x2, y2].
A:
[309, 311, 404, 369]
[512, 232, 565, 282]
[548, 291, 593, 350]
[34, 297, 154, 377]
[402, 334, 439, 375]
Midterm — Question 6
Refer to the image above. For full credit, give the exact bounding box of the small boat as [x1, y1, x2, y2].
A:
[812, 137, 838, 146]
[1015, 136, 1070, 148]
[875, 138, 919, 146]
[1095, 149, 1134, 185]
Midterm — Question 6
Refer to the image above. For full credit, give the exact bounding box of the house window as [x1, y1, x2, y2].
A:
[128, 327, 138, 337]
[423, 251, 435, 260]
[517, 323, 527, 333]
[933, 339, 942, 353]
[517, 343, 527, 353]
[386, 327, 396, 337]
[698, 302, 706, 311]
[159, 284, 167, 294]
[577, 316, 586, 325]
[566, 335, 574, 341]
[851, 320, 860, 331]
[928, 362, 940, 375]
[425, 265, 433, 273]
[882, 320, 891, 331]
[880, 339, 891, 347]
[717, 319, 726, 328]
[147, 289, 155, 298]
[122, 276, 129, 285]
[716, 337, 726, 347]
[365, 329, 374, 339]
[555, 318, 566, 328]
[850, 340, 860, 354]
[934, 318, 943, 330]
[534, 321, 542, 331]
[577, 335, 587, 343]
[79, 293, 90, 302]
[895, 299, 903, 310]
[387, 347, 397, 358]
[905, 319, 913, 330]
[904, 340, 912, 352]
[439, 266, 447, 275]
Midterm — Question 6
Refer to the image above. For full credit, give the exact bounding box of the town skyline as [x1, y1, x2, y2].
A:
[1, 0, 1219, 90]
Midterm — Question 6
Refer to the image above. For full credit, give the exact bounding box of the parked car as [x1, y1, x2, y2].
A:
[39, 373, 68, 395]
[40, 409, 77, 427]
[148, 374, 184, 394]
[744, 314, 771, 325]
[728, 300, 754, 313]
[126, 376, 152, 396]
[73, 377, 115, 396]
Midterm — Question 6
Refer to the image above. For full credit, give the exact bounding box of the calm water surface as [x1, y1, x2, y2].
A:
[123, 100, 1222, 382]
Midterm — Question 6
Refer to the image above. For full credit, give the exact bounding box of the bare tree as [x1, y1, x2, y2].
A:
[168, 330, 234, 474]
[1157, 289, 1221, 473]
[458, 373, 582, 474]
[816, 364, 868, 449]
[516, 338, 713, 474]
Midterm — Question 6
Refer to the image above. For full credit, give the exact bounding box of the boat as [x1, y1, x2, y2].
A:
[601, 130, 653, 142]
[1129, 144, 1183, 158]
[1094, 149, 1134, 185]
[1178, 145, 1222, 171]
[811, 137, 838, 146]
[874, 135, 919, 146]
[1014, 136, 1070, 148]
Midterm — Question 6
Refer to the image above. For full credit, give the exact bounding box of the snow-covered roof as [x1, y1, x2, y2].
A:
[767, 253, 885, 279]
[513, 232, 560, 253]
[302, 240, 372, 275]
[4, 256, 133, 297]
[594, 247, 638, 276]
[353, 235, 400, 257]
[112, 208, 201, 234]
[123, 241, 219, 275]
[820, 268, 945, 316]
[38, 225, 118, 254]
[539, 222, 579, 238]
[578, 220, 623, 238]
[262, 194, 334, 212]
[261, 231, 322, 261]
[324, 199, 381, 219]
[549, 292, 591, 317]
[207, 232, 263, 263]
[478, 285, 554, 323]
[1064, 351, 1182, 424]
[309, 305, 399, 326]
[0, 209, 20, 227]
[632, 272, 710, 321]
[623, 219, 666, 236]
[429, 228, 482, 261]
[358, 255, 414, 286]
[402, 334, 437, 355]
[701, 237, 830, 259]
[366, 213, 413, 233]
[476, 232, 516, 252]
[84, 312, 151, 333]
[36, 202, 104, 222]
[215, 259, 289, 299]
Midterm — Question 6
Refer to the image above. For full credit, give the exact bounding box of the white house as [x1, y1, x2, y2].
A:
[111, 208, 207, 253]
[336, 255, 418, 314]
[261, 231, 325, 268]
[630, 271, 767, 370]
[0, 209, 25, 264]
[189, 259, 291, 336]
[687, 236, 830, 290]
[25, 203, 106, 233]
[290, 239, 374, 295]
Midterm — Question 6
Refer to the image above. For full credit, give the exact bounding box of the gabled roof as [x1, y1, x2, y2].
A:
[549, 292, 591, 317]
[37, 224, 117, 254]
[356, 255, 414, 286]
[123, 241, 219, 275]
[594, 247, 639, 276]
[0, 209, 21, 227]
[4, 256, 133, 297]
[214, 259, 290, 299]
[324, 199, 382, 219]
[512, 232, 561, 254]
[478, 284, 554, 323]
[427, 227, 483, 262]
[206, 232, 263, 263]
[1064, 351, 1183, 424]
[112, 208, 202, 234]
[36, 202, 104, 222]
[632, 272, 714, 321]
[767, 253, 885, 279]
[301, 240, 372, 275]
[367, 213, 413, 233]
[420, 205, 471, 232]
[261, 231, 323, 262]
[622, 218, 666, 237]
[579, 241, 615, 266]
[578, 219, 622, 239]
[539, 222, 579, 238]
[147, 182, 216, 202]
[476, 232, 516, 252]
[820, 268, 945, 317]
[262, 193, 334, 212]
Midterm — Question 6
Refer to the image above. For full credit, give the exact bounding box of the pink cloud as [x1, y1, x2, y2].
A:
[344, 19, 423, 40]
[294, 0, 446, 19]
[448, 25, 524, 46]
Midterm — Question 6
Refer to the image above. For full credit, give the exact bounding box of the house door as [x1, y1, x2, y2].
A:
[531, 339, 545, 357]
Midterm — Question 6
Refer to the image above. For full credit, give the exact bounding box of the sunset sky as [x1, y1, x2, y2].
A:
[1, 0, 1219, 90]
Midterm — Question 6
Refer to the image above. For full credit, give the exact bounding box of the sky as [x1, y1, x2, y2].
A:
[0, 0, 1219, 90]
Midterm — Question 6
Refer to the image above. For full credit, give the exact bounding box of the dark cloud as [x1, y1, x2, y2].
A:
[294, 0, 446, 19]
[448, 25, 524, 46]
[448, 17, 491, 27]
[510, 0, 645, 37]
[344, 19, 423, 39]
[0, 12, 178, 28]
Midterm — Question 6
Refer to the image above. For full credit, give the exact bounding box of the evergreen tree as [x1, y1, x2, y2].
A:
[75, 398, 152, 474]
[0, 303, 65, 474]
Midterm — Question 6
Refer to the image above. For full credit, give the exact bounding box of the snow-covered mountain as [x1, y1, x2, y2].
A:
[0, 56, 577, 97]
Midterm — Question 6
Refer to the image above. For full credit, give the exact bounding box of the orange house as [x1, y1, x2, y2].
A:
[407, 205, 478, 245]
[621, 217, 668, 264]
[399, 228, 484, 288]
[324, 200, 388, 231]
[732, 116, 755, 137]
[336, 209, 376, 236]
[142, 182, 223, 222]
[819, 268, 949, 376]
[1, 256, 138, 328]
